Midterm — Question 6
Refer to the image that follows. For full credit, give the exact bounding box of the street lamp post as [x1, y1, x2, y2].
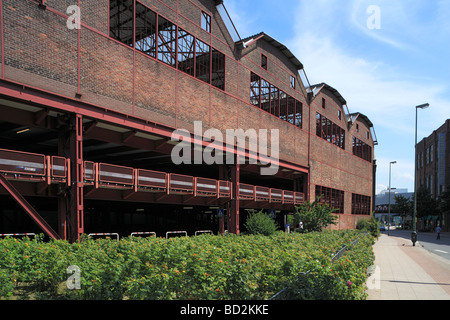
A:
[413, 103, 430, 246]
[388, 161, 397, 236]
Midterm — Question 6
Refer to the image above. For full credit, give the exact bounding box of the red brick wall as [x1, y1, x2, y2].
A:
[309, 88, 374, 216]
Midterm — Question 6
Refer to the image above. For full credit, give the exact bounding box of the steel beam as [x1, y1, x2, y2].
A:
[228, 161, 240, 235]
[69, 114, 84, 242]
[0, 174, 60, 239]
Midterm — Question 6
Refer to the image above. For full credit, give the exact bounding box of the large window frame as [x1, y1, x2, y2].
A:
[316, 113, 346, 150]
[316, 185, 344, 214]
[352, 193, 371, 215]
[109, 1, 225, 90]
[250, 72, 303, 129]
[352, 137, 372, 162]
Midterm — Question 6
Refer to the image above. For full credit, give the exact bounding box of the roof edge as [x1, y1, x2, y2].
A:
[236, 32, 304, 70]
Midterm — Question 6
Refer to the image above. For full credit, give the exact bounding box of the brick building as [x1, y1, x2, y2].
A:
[416, 119, 450, 231]
[0, 0, 377, 241]
[416, 119, 450, 197]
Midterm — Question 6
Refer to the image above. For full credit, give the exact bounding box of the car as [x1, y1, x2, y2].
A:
[379, 224, 386, 231]
[385, 224, 396, 231]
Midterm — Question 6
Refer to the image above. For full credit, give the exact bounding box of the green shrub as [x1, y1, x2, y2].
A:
[244, 210, 279, 236]
[356, 217, 380, 238]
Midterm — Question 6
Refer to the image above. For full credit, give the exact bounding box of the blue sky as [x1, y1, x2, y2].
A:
[225, 0, 450, 194]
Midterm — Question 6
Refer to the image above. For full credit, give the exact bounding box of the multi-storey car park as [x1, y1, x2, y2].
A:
[0, 0, 377, 242]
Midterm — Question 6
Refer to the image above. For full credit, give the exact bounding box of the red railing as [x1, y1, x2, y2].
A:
[270, 189, 283, 202]
[169, 173, 195, 194]
[98, 163, 135, 188]
[239, 183, 255, 200]
[255, 186, 270, 201]
[0, 148, 305, 205]
[137, 169, 167, 190]
[195, 177, 218, 196]
[0, 148, 46, 179]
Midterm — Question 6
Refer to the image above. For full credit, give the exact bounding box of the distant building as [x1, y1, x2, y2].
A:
[416, 119, 450, 231]
[375, 190, 413, 213]
[416, 119, 450, 198]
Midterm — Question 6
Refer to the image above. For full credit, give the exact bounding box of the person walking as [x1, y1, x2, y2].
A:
[436, 226, 441, 240]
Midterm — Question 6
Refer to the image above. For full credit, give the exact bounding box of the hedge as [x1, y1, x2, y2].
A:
[0, 230, 375, 300]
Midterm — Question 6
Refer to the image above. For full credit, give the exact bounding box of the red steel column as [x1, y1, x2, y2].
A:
[69, 114, 84, 242]
[58, 129, 68, 240]
[218, 166, 225, 235]
[229, 161, 240, 235]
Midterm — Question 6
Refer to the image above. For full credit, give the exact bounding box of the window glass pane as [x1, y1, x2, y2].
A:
[295, 101, 302, 128]
[195, 39, 210, 83]
[260, 79, 270, 112]
[110, 0, 134, 47]
[158, 16, 177, 66]
[261, 54, 267, 70]
[135, 3, 157, 57]
[201, 11, 211, 33]
[177, 28, 195, 76]
[250, 73, 260, 107]
[211, 48, 225, 90]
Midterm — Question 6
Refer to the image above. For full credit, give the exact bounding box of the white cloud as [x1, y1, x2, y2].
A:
[287, 0, 450, 194]
[289, 30, 446, 136]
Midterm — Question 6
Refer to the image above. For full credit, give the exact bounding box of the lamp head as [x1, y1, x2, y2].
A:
[416, 103, 430, 109]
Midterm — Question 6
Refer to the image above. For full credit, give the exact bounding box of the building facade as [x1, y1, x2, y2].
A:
[416, 119, 450, 198]
[416, 119, 450, 231]
[0, 0, 377, 241]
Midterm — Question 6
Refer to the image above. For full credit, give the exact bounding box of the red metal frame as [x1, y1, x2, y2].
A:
[255, 186, 270, 201]
[98, 163, 135, 188]
[218, 180, 231, 198]
[51, 156, 68, 181]
[270, 188, 283, 203]
[0, 148, 46, 179]
[239, 183, 255, 200]
[0, 174, 60, 240]
[137, 169, 167, 190]
[195, 177, 218, 197]
[84, 161, 96, 184]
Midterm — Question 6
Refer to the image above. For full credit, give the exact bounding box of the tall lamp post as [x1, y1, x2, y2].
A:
[413, 103, 430, 246]
[388, 161, 397, 236]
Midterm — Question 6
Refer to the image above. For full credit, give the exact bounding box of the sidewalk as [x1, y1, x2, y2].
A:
[366, 234, 450, 300]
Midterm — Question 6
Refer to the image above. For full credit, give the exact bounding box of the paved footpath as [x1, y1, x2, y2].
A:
[366, 234, 450, 300]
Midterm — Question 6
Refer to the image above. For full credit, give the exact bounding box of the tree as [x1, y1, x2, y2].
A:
[293, 198, 338, 233]
[392, 194, 412, 221]
[414, 186, 439, 218]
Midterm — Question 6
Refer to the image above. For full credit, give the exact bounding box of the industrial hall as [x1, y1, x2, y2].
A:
[0, 0, 377, 242]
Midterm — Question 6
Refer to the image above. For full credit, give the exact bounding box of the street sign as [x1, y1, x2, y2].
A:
[269, 209, 276, 219]
[217, 208, 225, 218]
